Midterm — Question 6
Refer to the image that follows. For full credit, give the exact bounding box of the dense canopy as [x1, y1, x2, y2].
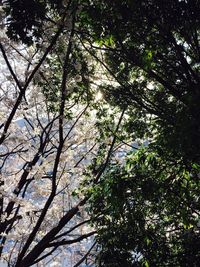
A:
[0, 0, 200, 266]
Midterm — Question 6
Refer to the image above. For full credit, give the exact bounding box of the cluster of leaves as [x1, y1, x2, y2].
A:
[86, 148, 200, 266]
[82, 0, 200, 163]
[34, 41, 94, 113]
[2, 0, 66, 44]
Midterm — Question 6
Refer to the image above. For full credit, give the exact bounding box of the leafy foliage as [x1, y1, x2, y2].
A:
[2, 0, 67, 44]
[87, 149, 200, 266]
[80, 0, 200, 266]
[82, 0, 200, 163]
[1, 0, 200, 266]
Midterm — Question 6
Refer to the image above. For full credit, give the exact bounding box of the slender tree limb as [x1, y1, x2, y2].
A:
[73, 241, 97, 267]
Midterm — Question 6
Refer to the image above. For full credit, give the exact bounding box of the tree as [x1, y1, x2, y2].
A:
[0, 14, 94, 267]
[81, 0, 200, 163]
[0, 1, 128, 266]
[78, 0, 200, 266]
[86, 149, 200, 266]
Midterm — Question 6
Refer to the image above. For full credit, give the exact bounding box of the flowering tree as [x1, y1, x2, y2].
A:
[0, 1, 130, 266]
